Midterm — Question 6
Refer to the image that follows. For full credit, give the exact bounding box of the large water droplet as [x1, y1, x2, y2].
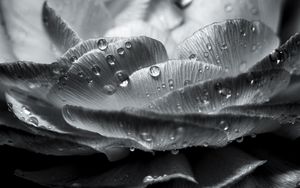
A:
[28, 116, 39, 127]
[97, 38, 108, 51]
[106, 55, 116, 66]
[91, 65, 101, 76]
[149, 66, 161, 78]
[103, 85, 116, 95]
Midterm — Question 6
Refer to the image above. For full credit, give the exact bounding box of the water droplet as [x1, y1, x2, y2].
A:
[87, 78, 94, 87]
[224, 3, 233, 12]
[143, 176, 154, 183]
[117, 48, 125, 56]
[97, 38, 108, 51]
[206, 43, 212, 50]
[240, 30, 247, 37]
[162, 83, 166, 89]
[22, 106, 31, 115]
[251, 25, 256, 32]
[103, 85, 116, 95]
[119, 80, 129, 87]
[189, 54, 197, 60]
[215, 83, 232, 99]
[106, 55, 116, 66]
[28, 116, 39, 127]
[168, 79, 174, 90]
[219, 120, 229, 131]
[220, 43, 228, 50]
[141, 132, 152, 142]
[69, 56, 78, 63]
[203, 142, 208, 147]
[125, 41, 132, 49]
[115, 71, 129, 83]
[203, 52, 209, 58]
[171, 149, 179, 155]
[269, 50, 286, 65]
[236, 137, 244, 143]
[77, 71, 84, 78]
[91, 65, 101, 76]
[129, 147, 135, 152]
[149, 66, 161, 78]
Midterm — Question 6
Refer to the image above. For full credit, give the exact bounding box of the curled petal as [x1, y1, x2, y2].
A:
[48, 36, 168, 109]
[148, 70, 290, 114]
[177, 19, 279, 75]
[42, 2, 81, 54]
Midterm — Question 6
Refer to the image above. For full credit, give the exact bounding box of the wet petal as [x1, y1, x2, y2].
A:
[63, 105, 229, 150]
[148, 70, 290, 114]
[177, 19, 279, 75]
[183, 0, 283, 32]
[16, 153, 196, 187]
[111, 60, 224, 109]
[63, 105, 281, 150]
[105, 20, 177, 56]
[48, 36, 168, 109]
[0, 61, 65, 99]
[0, 13, 16, 62]
[1, 0, 55, 63]
[251, 32, 300, 74]
[42, 2, 81, 54]
[47, 0, 113, 39]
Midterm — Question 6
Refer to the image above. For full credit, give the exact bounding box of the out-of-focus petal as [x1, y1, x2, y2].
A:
[0, 61, 66, 99]
[177, 19, 279, 76]
[183, 0, 283, 33]
[0, 11, 16, 62]
[171, 19, 201, 44]
[1, 0, 56, 63]
[15, 153, 196, 188]
[63, 105, 281, 150]
[148, 70, 289, 114]
[105, 21, 177, 56]
[145, 0, 184, 31]
[48, 0, 113, 40]
[104, 0, 151, 25]
[48, 36, 168, 109]
[275, 124, 300, 140]
[108, 60, 224, 109]
[42, 2, 81, 55]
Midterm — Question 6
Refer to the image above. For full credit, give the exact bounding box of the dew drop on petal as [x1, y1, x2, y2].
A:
[28, 116, 39, 127]
[251, 25, 256, 32]
[171, 149, 179, 155]
[106, 55, 116, 66]
[220, 43, 228, 50]
[117, 48, 125, 56]
[77, 71, 84, 78]
[125, 41, 132, 49]
[22, 106, 31, 115]
[149, 66, 161, 78]
[141, 132, 153, 142]
[103, 85, 116, 95]
[115, 71, 129, 83]
[168, 79, 174, 90]
[129, 147, 135, 152]
[97, 38, 108, 51]
[203, 52, 209, 58]
[206, 43, 212, 50]
[69, 56, 78, 63]
[236, 137, 244, 143]
[203, 142, 208, 147]
[219, 120, 229, 131]
[91, 65, 101, 76]
[189, 54, 197, 60]
[119, 80, 129, 87]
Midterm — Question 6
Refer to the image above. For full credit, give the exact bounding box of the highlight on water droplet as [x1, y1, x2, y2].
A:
[117, 47, 125, 56]
[149, 66, 161, 78]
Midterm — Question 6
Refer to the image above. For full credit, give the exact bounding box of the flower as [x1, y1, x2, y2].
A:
[0, 0, 300, 187]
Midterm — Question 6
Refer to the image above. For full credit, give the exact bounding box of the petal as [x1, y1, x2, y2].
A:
[183, 0, 283, 32]
[0, 13, 16, 62]
[251, 32, 300, 74]
[48, 36, 168, 109]
[149, 147, 266, 188]
[47, 0, 113, 39]
[16, 153, 196, 187]
[63, 105, 280, 150]
[145, 0, 183, 31]
[275, 124, 300, 140]
[104, 0, 151, 25]
[148, 69, 290, 114]
[105, 20, 177, 56]
[42, 2, 81, 54]
[176, 19, 279, 75]
[0, 61, 65, 99]
[1, 0, 56, 63]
